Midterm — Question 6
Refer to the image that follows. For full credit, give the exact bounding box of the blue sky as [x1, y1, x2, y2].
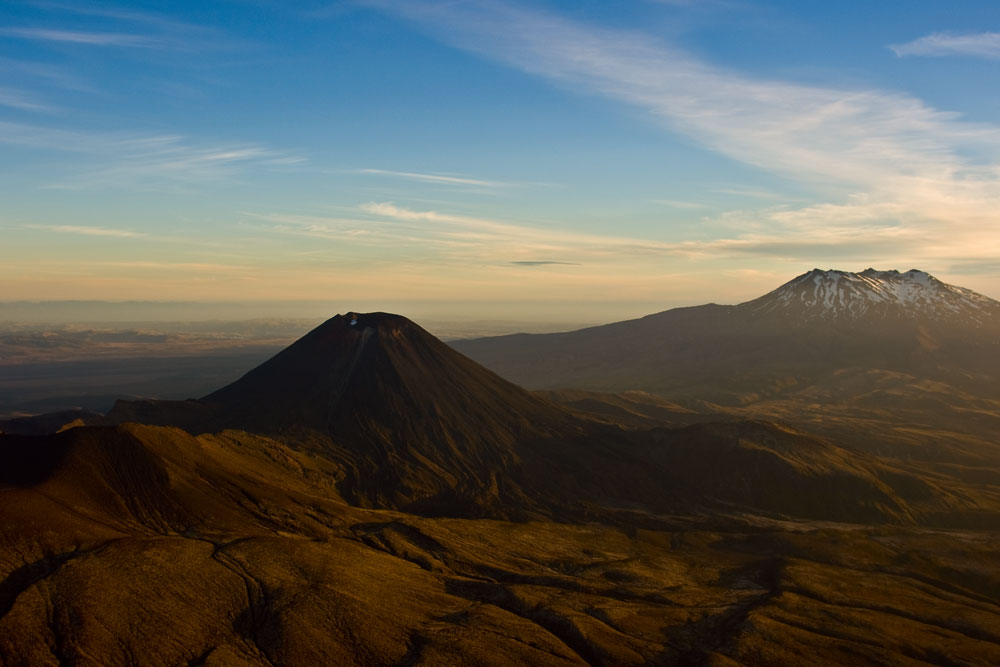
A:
[2, 0, 1000, 321]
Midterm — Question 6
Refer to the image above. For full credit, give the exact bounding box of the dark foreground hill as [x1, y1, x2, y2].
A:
[2, 423, 1000, 665]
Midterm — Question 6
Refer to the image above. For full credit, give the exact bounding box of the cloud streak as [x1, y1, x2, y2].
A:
[369, 2, 1000, 187]
[891, 32, 1000, 59]
[510, 261, 580, 266]
[0, 121, 302, 190]
[255, 202, 682, 268]
[0, 86, 53, 112]
[0, 27, 159, 47]
[357, 168, 508, 188]
[3, 3, 246, 53]
[29, 224, 144, 238]
[0, 58, 93, 93]
[365, 1, 1000, 271]
[359, 201, 673, 253]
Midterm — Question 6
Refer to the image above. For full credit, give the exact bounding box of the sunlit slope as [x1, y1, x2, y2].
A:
[1, 425, 998, 666]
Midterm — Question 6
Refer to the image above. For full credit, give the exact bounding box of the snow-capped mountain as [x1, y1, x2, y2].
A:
[738, 268, 1000, 324]
[454, 268, 1000, 403]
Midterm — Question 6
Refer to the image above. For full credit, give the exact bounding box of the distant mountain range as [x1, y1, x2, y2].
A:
[453, 268, 1000, 415]
[79, 306, 999, 526]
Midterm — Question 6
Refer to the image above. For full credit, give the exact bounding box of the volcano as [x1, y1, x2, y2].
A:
[200, 312, 567, 434]
[109, 312, 589, 515]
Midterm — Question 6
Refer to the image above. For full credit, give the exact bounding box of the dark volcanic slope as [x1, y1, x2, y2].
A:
[110, 313, 585, 515]
[202, 312, 567, 433]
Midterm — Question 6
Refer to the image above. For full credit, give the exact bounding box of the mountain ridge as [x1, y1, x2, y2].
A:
[97, 308, 998, 526]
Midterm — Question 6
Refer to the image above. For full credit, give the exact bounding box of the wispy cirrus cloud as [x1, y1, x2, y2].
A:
[648, 198, 708, 209]
[713, 188, 784, 200]
[357, 168, 508, 188]
[3, 2, 246, 53]
[261, 194, 988, 283]
[0, 58, 93, 93]
[890, 32, 1000, 59]
[510, 260, 579, 266]
[0, 121, 302, 190]
[244, 203, 779, 304]
[10, 220, 233, 249]
[28, 224, 144, 238]
[26, 1, 210, 30]
[0, 27, 158, 48]
[367, 1, 1000, 189]
[97, 260, 246, 272]
[0, 86, 53, 112]
[364, 1, 1000, 274]
[255, 202, 680, 267]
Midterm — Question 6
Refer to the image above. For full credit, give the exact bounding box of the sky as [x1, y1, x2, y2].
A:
[2, 0, 1000, 323]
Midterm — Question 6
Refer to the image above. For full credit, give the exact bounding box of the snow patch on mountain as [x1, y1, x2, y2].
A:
[739, 268, 1000, 323]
